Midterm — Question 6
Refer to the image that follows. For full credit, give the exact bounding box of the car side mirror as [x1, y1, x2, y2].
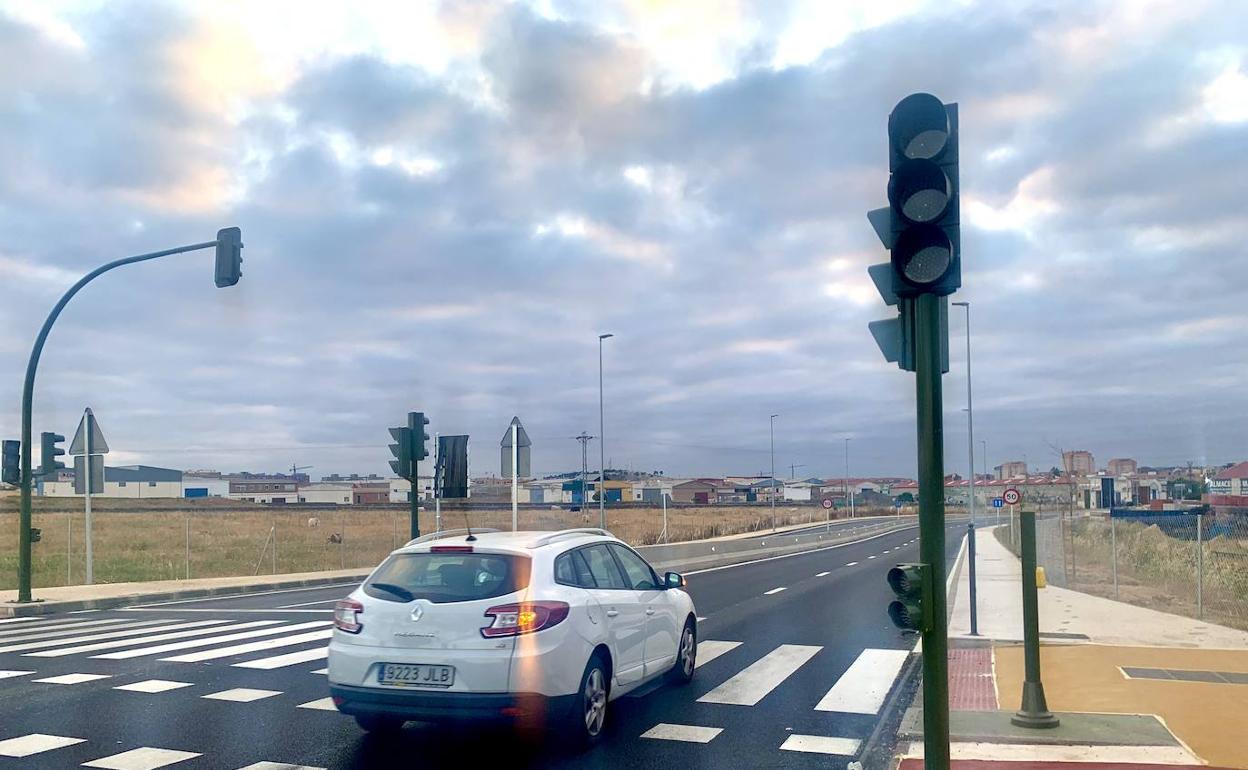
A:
[665, 571, 686, 589]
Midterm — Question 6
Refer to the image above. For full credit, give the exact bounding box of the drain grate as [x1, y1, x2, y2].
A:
[1120, 666, 1248, 684]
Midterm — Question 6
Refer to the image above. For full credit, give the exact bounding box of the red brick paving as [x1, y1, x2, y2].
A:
[948, 646, 997, 711]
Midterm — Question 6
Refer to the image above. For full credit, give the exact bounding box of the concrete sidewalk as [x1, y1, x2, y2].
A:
[899, 524, 1248, 769]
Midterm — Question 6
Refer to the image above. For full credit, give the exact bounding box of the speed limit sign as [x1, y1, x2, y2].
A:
[1003, 488, 1021, 505]
[821, 498, 833, 510]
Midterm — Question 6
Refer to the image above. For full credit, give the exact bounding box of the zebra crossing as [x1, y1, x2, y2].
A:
[0, 615, 332, 670]
[0, 732, 323, 769]
[1, 614, 914, 762]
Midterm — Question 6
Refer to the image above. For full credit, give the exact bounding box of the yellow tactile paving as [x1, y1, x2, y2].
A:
[994, 644, 1248, 770]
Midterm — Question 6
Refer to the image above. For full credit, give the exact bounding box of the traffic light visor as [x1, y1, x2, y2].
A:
[892, 225, 952, 286]
[889, 93, 949, 160]
[889, 159, 950, 224]
[887, 565, 923, 597]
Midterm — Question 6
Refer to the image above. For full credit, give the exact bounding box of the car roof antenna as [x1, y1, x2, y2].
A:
[464, 513, 476, 542]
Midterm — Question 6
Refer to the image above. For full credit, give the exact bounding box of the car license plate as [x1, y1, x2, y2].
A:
[377, 663, 455, 688]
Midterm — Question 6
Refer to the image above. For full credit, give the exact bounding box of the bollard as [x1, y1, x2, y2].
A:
[1012, 509, 1060, 729]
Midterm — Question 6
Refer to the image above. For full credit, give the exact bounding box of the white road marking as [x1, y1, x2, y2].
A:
[311, 668, 328, 675]
[694, 640, 741, 668]
[118, 608, 330, 614]
[82, 747, 200, 770]
[0, 618, 129, 640]
[640, 724, 722, 743]
[32, 673, 112, 685]
[27, 620, 284, 657]
[763, 587, 787, 595]
[202, 688, 283, 702]
[0, 616, 41, 625]
[696, 616, 707, 622]
[94, 621, 330, 660]
[0, 620, 227, 655]
[779, 735, 861, 756]
[114, 679, 195, 693]
[0, 619, 170, 646]
[233, 645, 328, 669]
[236, 763, 327, 770]
[128, 583, 360, 608]
[697, 644, 821, 706]
[814, 648, 911, 714]
[684, 524, 919, 576]
[276, 599, 342, 609]
[161, 628, 332, 663]
[0, 670, 35, 680]
[867, 555, 877, 559]
[905, 742, 1200, 764]
[815, 571, 831, 577]
[0, 733, 86, 757]
[297, 697, 338, 711]
[845, 561, 858, 566]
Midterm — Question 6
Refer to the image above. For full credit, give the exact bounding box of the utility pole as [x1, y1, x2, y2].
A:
[845, 437, 854, 519]
[598, 333, 613, 529]
[574, 433, 593, 510]
[769, 414, 778, 531]
[788, 463, 805, 480]
[953, 300, 979, 636]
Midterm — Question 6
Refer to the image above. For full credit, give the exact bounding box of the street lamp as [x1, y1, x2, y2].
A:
[952, 300, 978, 635]
[598, 333, 613, 530]
[845, 437, 854, 518]
[15, 229, 244, 602]
[769, 414, 778, 531]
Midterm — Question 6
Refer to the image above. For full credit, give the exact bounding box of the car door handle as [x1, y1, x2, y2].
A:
[606, 610, 619, 618]
[645, 608, 656, 615]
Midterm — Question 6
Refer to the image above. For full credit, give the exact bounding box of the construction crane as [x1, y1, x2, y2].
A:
[289, 463, 313, 480]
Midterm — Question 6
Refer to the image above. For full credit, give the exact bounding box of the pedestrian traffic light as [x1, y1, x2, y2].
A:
[214, 227, 243, 288]
[389, 426, 413, 479]
[39, 432, 66, 478]
[2, 440, 19, 485]
[887, 563, 933, 632]
[409, 412, 430, 461]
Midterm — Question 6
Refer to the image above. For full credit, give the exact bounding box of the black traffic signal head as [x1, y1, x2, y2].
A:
[389, 426, 413, 479]
[30, 527, 42, 543]
[409, 412, 431, 461]
[39, 432, 66, 477]
[215, 227, 244, 288]
[886, 93, 959, 297]
[887, 563, 932, 632]
[2, 440, 19, 485]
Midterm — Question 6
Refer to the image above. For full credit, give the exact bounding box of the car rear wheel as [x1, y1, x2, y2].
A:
[668, 620, 696, 685]
[354, 714, 404, 734]
[568, 653, 610, 747]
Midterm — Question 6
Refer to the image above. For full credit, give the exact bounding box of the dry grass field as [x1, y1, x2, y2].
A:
[0, 497, 894, 589]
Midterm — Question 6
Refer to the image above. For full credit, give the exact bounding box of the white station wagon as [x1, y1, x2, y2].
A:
[328, 528, 698, 744]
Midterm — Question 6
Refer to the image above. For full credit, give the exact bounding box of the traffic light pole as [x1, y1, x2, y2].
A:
[915, 292, 951, 770]
[409, 458, 420, 541]
[16, 240, 218, 603]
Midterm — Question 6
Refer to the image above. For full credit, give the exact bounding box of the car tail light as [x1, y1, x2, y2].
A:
[431, 545, 474, 553]
[334, 599, 364, 634]
[481, 601, 569, 638]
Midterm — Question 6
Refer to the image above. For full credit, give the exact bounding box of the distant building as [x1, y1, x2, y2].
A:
[42, 465, 184, 498]
[182, 474, 230, 498]
[995, 461, 1028, 479]
[352, 482, 391, 505]
[1062, 450, 1095, 477]
[671, 479, 716, 504]
[1106, 458, 1137, 476]
[229, 476, 298, 504]
[297, 483, 354, 505]
[1210, 462, 1248, 512]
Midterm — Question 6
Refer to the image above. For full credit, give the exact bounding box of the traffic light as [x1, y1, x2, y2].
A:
[389, 426, 413, 479]
[887, 563, 933, 632]
[409, 412, 430, 461]
[868, 92, 957, 370]
[2, 440, 19, 485]
[214, 227, 243, 288]
[29, 527, 41, 543]
[39, 432, 66, 478]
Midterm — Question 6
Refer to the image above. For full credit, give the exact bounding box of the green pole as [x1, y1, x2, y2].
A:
[1012, 508, 1059, 727]
[914, 292, 950, 769]
[17, 240, 219, 603]
[409, 458, 421, 541]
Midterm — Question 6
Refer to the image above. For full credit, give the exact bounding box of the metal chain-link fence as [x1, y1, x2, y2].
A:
[998, 510, 1248, 632]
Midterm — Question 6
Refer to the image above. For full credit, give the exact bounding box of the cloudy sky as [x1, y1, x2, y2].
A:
[2, 0, 1246, 481]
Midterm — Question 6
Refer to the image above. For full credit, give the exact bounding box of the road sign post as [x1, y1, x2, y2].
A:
[70, 408, 109, 585]
[1013, 507, 1059, 728]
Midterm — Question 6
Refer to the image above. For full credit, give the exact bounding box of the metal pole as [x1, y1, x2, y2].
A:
[954, 301, 979, 636]
[84, 410, 94, 585]
[770, 414, 778, 531]
[1197, 513, 1204, 620]
[511, 423, 519, 532]
[339, 509, 345, 569]
[272, 520, 277, 575]
[434, 432, 441, 534]
[661, 493, 668, 543]
[409, 455, 420, 541]
[598, 334, 612, 530]
[914, 293, 951, 767]
[67, 514, 72, 585]
[185, 513, 191, 580]
[1012, 508, 1060, 728]
[1111, 515, 1119, 601]
[16, 239, 220, 602]
[845, 437, 854, 519]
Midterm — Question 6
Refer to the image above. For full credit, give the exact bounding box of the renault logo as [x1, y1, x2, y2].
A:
[410, 605, 424, 622]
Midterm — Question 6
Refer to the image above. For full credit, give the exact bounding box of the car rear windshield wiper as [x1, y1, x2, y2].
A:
[368, 582, 416, 602]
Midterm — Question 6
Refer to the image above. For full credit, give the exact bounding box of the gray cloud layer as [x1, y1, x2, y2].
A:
[2, 1, 1246, 479]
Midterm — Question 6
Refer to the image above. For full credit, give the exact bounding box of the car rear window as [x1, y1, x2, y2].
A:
[364, 552, 531, 604]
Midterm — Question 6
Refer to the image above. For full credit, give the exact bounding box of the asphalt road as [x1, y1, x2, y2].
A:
[0, 521, 965, 770]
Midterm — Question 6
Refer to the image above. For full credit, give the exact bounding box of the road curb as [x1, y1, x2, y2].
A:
[0, 572, 370, 617]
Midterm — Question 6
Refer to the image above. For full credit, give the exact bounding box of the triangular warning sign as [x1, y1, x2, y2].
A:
[69, 408, 109, 455]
